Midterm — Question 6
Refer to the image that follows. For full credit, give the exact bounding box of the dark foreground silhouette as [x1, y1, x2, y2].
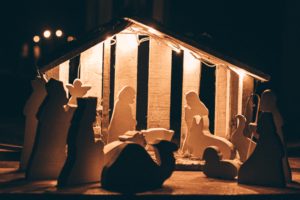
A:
[101, 140, 177, 193]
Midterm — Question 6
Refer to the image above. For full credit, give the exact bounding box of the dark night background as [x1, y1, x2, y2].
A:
[0, 0, 299, 149]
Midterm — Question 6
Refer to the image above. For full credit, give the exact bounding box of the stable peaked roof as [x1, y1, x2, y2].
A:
[38, 17, 270, 81]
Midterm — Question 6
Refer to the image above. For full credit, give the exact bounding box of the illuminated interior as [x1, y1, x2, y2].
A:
[49, 20, 268, 143]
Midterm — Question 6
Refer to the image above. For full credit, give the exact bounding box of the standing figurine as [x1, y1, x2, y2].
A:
[58, 97, 104, 187]
[260, 89, 291, 183]
[107, 86, 136, 143]
[238, 92, 288, 187]
[20, 75, 47, 171]
[26, 79, 75, 180]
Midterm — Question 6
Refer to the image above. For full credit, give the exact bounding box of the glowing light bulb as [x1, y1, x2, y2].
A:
[148, 27, 157, 34]
[118, 34, 138, 51]
[236, 69, 246, 79]
[43, 30, 51, 39]
[55, 29, 63, 37]
[33, 35, 40, 43]
[229, 66, 246, 80]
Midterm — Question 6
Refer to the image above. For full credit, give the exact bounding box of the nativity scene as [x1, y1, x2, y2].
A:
[15, 17, 293, 193]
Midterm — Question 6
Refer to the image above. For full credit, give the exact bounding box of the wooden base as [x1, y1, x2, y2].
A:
[0, 158, 299, 199]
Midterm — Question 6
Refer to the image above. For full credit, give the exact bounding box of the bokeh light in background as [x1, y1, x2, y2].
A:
[33, 35, 40, 43]
[55, 29, 63, 37]
[43, 30, 51, 38]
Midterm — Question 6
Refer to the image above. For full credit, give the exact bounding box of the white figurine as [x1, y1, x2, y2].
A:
[20, 76, 47, 171]
[58, 97, 104, 187]
[230, 115, 256, 162]
[66, 78, 91, 106]
[187, 116, 235, 159]
[107, 86, 136, 143]
[26, 79, 75, 180]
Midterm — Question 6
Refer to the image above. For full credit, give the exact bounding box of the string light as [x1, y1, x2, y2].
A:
[104, 24, 267, 82]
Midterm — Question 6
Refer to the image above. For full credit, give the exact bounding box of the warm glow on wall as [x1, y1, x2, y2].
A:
[184, 51, 200, 74]
[115, 33, 138, 119]
[33, 35, 40, 43]
[148, 27, 158, 35]
[58, 61, 69, 97]
[181, 50, 201, 141]
[229, 66, 246, 80]
[80, 42, 103, 109]
[123, 34, 138, 50]
[43, 30, 51, 39]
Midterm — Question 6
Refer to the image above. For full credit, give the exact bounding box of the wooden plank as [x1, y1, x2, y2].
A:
[242, 75, 254, 116]
[180, 51, 201, 147]
[147, 38, 172, 129]
[214, 65, 230, 138]
[102, 40, 111, 137]
[80, 42, 103, 110]
[229, 70, 239, 137]
[114, 33, 138, 120]
[242, 75, 254, 137]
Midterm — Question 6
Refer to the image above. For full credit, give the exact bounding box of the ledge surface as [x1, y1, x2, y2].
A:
[0, 158, 299, 200]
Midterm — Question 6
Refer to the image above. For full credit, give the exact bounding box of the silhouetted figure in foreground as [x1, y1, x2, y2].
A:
[101, 140, 177, 193]
[58, 97, 104, 187]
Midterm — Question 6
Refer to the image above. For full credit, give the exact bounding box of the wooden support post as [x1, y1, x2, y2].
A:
[80, 42, 103, 109]
[229, 70, 239, 137]
[147, 38, 172, 129]
[114, 33, 138, 120]
[242, 75, 254, 137]
[102, 40, 111, 138]
[242, 75, 254, 115]
[215, 65, 231, 138]
[181, 51, 201, 146]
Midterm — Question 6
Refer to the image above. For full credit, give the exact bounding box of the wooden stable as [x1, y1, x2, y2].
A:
[39, 17, 270, 147]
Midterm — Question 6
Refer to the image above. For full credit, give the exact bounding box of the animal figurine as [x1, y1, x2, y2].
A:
[185, 116, 235, 159]
[58, 97, 104, 187]
[20, 75, 47, 171]
[101, 140, 178, 193]
[141, 128, 174, 150]
[66, 78, 91, 106]
[26, 79, 75, 180]
[181, 91, 209, 154]
[107, 86, 136, 143]
[230, 115, 256, 162]
[118, 131, 146, 147]
[260, 89, 291, 183]
[238, 112, 287, 187]
[203, 146, 241, 180]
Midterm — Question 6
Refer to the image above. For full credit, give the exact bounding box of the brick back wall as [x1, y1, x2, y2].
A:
[147, 39, 172, 129]
[80, 42, 103, 109]
[114, 33, 138, 120]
